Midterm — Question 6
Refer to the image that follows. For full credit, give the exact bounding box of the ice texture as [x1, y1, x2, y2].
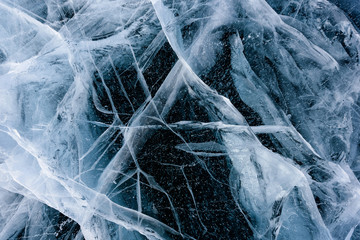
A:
[0, 0, 360, 239]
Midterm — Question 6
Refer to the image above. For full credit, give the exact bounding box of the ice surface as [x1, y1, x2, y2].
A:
[0, 0, 360, 239]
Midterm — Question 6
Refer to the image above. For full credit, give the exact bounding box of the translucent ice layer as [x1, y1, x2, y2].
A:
[0, 0, 360, 239]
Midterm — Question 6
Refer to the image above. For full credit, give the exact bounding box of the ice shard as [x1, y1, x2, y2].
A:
[0, 0, 360, 239]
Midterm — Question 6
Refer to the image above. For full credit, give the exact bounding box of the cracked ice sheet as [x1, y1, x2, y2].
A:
[1, 0, 360, 239]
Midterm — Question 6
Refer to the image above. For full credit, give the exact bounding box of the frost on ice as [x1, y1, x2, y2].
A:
[0, 0, 360, 239]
